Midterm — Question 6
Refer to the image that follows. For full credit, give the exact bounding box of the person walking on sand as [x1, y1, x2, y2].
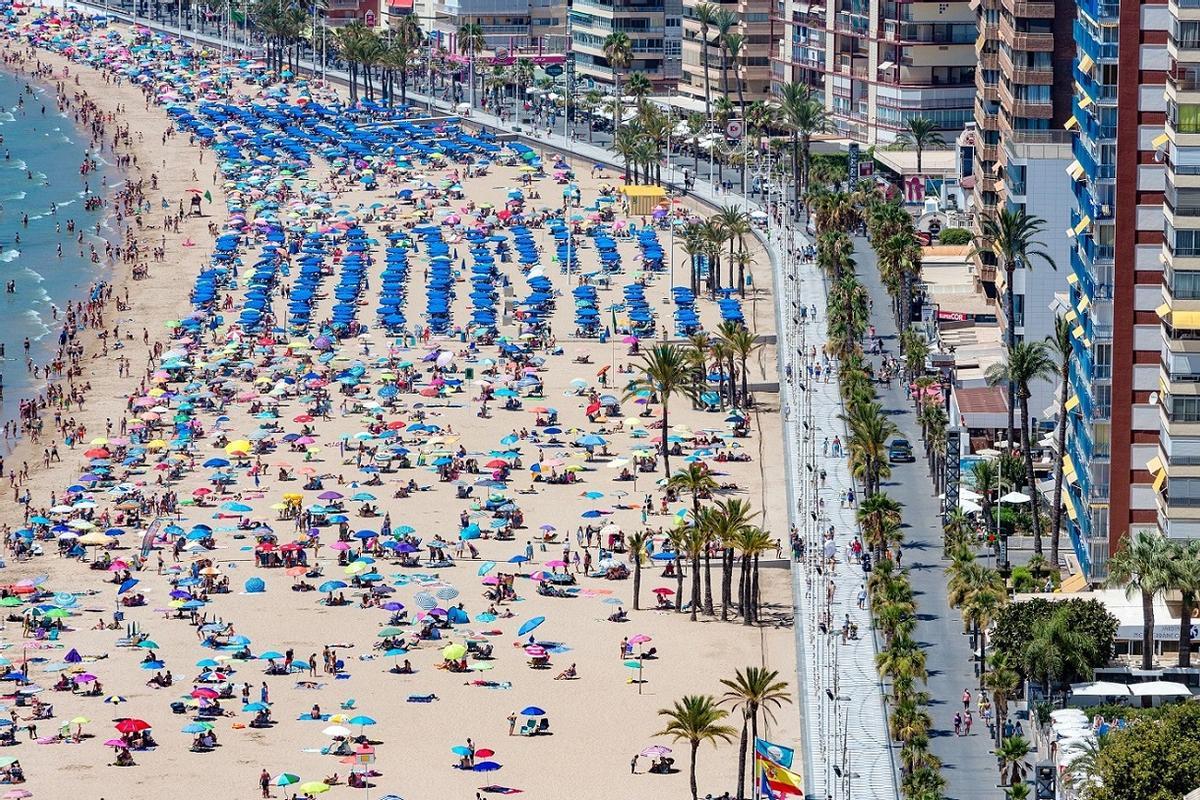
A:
[953, 712, 962, 737]
[962, 688, 971, 711]
[259, 768, 271, 798]
[631, 754, 638, 774]
[507, 711, 517, 736]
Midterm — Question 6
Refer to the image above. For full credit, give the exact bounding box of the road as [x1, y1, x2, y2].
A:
[854, 240, 1003, 800]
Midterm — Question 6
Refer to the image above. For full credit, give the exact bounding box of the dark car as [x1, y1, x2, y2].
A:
[888, 439, 915, 463]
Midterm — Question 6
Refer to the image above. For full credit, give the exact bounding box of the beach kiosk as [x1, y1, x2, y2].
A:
[620, 185, 666, 216]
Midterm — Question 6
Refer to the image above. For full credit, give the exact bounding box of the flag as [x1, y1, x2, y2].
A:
[755, 738, 795, 769]
[759, 771, 779, 800]
[757, 756, 804, 797]
[204, 190, 213, 203]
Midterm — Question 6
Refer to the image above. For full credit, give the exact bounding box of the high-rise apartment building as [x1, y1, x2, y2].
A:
[1156, 0, 1200, 547]
[570, 0, 683, 86]
[1063, 0, 1169, 579]
[679, 0, 774, 106]
[770, 0, 978, 143]
[970, 0, 1075, 419]
[432, 0, 568, 50]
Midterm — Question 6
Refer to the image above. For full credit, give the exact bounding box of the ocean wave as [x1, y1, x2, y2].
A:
[3, 191, 24, 201]
[0, 249, 19, 263]
[20, 266, 44, 284]
[7, 159, 25, 170]
[0, 112, 14, 123]
[23, 309, 51, 340]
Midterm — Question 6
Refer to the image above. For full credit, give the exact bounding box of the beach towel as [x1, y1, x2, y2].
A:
[406, 694, 438, 703]
[297, 714, 331, 721]
[478, 787, 522, 795]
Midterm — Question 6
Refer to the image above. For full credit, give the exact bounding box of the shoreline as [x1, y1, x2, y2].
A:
[0, 36, 225, 521]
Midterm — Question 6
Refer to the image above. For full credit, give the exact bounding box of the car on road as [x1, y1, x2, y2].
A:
[888, 439, 915, 463]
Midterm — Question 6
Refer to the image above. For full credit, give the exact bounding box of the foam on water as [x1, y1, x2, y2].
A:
[0, 249, 19, 263]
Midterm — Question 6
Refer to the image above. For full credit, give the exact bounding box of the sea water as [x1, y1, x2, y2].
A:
[0, 67, 118, 436]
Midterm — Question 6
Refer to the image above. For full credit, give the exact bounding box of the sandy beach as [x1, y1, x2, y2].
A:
[0, 7, 799, 799]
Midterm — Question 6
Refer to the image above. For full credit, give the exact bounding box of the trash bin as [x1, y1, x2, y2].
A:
[465, 367, 475, 380]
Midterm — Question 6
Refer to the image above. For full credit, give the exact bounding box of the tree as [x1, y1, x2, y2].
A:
[858, 492, 903, 563]
[1106, 530, 1173, 670]
[719, 667, 792, 800]
[694, 2, 718, 123]
[625, 345, 699, 477]
[991, 598, 1117, 680]
[704, 498, 758, 620]
[975, 208, 1056, 439]
[656, 695, 737, 800]
[776, 82, 830, 209]
[717, 322, 760, 406]
[682, 524, 709, 621]
[985, 341, 1057, 555]
[1022, 606, 1098, 703]
[1167, 539, 1200, 667]
[724, 32, 747, 129]
[1088, 703, 1200, 800]
[626, 530, 649, 610]
[714, 9, 737, 108]
[897, 117, 945, 175]
[457, 21, 485, 107]
[1047, 314, 1073, 569]
[983, 651, 1021, 745]
[996, 735, 1031, 786]
[603, 32, 633, 133]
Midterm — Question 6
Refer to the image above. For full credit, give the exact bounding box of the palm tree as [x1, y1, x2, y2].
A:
[603, 32, 633, 133]
[897, 117, 946, 175]
[876, 230, 922, 327]
[724, 32, 747, 125]
[985, 341, 1057, 555]
[718, 322, 760, 406]
[843, 401, 898, 496]
[975, 208, 1057, 438]
[729, 524, 773, 624]
[625, 345, 698, 477]
[1168, 540, 1200, 667]
[626, 530, 650, 610]
[693, 2, 718, 123]
[456, 21, 485, 108]
[858, 492, 903, 563]
[1046, 314, 1073, 569]
[626, 72, 652, 100]
[983, 651, 1020, 744]
[1061, 735, 1108, 798]
[667, 525, 687, 611]
[1106, 530, 1173, 670]
[656, 695, 737, 800]
[996, 735, 1031, 786]
[705, 498, 758, 620]
[682, 524, 709, 621]
[1022, 605, 1097, 702]
[714, 9, 737, 103]
[719, 667, 793, 800]
[777, 83, 831, 209]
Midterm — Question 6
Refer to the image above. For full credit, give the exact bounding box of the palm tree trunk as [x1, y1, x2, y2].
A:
[633, 562, 642, 611]
[703, 547, 714, 615]
[689, 741, 700, 800]
[661, 399, 671, 477]
[1049, 360, 1069, 570]
[683, 551, 699, 621]
[1019, 394, 1042, 555]
[735, 715, 749, 800]
[751, 553, 760, 624]
[721, 548, 733, 620]
[791, 133, 800, 211]
[1180, 591, 1194, 668]
[1005, 263, 1017, 442]
[675, 553, 685, 611]
[1142, 589, 1155, 671]
[740, 355, 749, 407]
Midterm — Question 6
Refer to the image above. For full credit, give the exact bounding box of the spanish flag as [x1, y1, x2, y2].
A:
[757, 755, 804, 796]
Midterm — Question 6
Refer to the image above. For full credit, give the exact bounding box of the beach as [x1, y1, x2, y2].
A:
[0, 7, 799, 800]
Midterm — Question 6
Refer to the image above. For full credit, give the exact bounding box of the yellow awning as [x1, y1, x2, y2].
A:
[1080, 53, 1095, 72]
[1173, 310, 1200, 329]
[1072, 325, 1085, 338]
[1157, 302, 1172, 319]
[1153, 132, 1170, 148]
[1064, 394, 1081, 411]
[1065, 310, 1078, 322]
[1079, 94, 1094, 109]
[619, 185, 665, 198]
[1063, 454, 1077, 475]
[1073, 215, 1091, 235]
[1065, 115, 1079, 130]
[992, 160, 1003, 174]
[1153, 469, 1168, 493]
[1066, 160, 1084, 180]
[1077, 295, 1091, 312]
[1060, 569, 1086, 591]
[1067, 272, 1080, 285]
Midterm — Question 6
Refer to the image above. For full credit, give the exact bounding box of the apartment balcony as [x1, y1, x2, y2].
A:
[979, 49, 998, 71]
[1169, 0, 1200, 21]
[1001, 0, 1056, 16]
[1073, 19, 1118, 63]
[976, 139, 1000, 163]
[1170, 36, 1200, 64]
[1167, 72, 1200, 104]
[1167, 117, 1200, 150]
[1000, 15, 1055, 51]
[977, 77, 1000, 102]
